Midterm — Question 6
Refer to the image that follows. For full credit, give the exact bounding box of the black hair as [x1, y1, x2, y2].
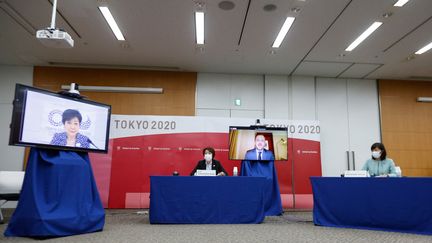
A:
[371, 142, 387, 160]
[62, 109, 82, 124]
[203, 147, 215, 158]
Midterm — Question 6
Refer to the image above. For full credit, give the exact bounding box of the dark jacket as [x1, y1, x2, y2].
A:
[190, 159, 228, 176]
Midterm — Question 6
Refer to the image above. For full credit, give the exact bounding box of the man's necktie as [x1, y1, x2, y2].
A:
[258, 152, 262, 160]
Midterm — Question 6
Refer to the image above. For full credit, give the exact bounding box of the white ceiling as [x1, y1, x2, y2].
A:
[0, 0, 431, 80]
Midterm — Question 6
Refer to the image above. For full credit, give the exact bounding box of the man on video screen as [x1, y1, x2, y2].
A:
[244, 134, 275, 161]
[50, 109, 91, 148]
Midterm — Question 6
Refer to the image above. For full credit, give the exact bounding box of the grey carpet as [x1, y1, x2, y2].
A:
[0, 209, 431, 242]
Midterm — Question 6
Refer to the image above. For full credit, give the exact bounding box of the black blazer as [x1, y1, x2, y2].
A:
[190, 159, 228, 176]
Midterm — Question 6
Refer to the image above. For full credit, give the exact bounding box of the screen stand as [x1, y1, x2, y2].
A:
[240, 159, 283, 216]
[4, 148, 105, 237]
[57, 90, 85, 99]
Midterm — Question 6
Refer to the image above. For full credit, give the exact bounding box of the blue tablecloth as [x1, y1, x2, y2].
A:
[311, 177, 432, 235]
[149, 176, 268, 224]
[241, 160, 283, 216]
[4, 148, 105, 237]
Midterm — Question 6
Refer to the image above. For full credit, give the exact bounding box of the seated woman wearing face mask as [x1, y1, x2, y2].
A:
[362, 142, 397, 177]
[190, 147, 228, 176]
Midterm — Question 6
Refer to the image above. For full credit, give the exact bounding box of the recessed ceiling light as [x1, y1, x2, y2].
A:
[98, 6, 125, 41]
[263, 4, 277, 12]
[120, 42, 130, 49]
[290, 7, 301, 13]
[195, 12, 205, 45]
[394, 0, 409, 7]
[272, 17, 295, 48]
[405, 54, 415, 61]
[195, 2, 205, 9]
[415, 41, 432, 55]
[218, 1, 235, 10]
[345, 22, 382, 51]
[382, 12, 393, 18]
[195, 46, 205, 53]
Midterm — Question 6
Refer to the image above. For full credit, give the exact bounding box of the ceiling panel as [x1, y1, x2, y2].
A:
[293, 61, 351, 77]
[0, 0, 431, 80]
[367, 18, 432, 80]
[338, 63, 381, 78]
[236, 0, 350, 74]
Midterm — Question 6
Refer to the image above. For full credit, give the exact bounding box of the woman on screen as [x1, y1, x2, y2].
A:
[362, 142, 397, 177]
[190, 147, 228, 176]
[50, 109, 90, 148]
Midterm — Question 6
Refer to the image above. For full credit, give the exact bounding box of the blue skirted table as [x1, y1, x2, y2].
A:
[149, 176, 269, 224]
[4, 148, 105, 237]
[241, 160, 283, 216]
[311, 177, 432, 235]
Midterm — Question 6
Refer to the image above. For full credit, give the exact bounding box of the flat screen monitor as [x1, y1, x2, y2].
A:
[9, 84, 111, 153]
[229, 126, 288, 161]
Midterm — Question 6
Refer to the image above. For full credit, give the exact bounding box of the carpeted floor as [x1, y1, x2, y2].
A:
[0, 209, 431, 242]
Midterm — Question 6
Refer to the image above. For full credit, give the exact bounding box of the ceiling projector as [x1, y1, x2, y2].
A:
[36, 0, 74, 48]
[36, 28, 74, 48]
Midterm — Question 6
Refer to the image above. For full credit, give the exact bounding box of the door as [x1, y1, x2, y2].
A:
[316, 78, 350, 176]
[347, 79, 381, 170]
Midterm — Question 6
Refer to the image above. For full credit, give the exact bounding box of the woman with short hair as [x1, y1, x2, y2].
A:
[50, 109, 90, 148]
[362, 142, 397, 177]
[190, 147, 228, 176]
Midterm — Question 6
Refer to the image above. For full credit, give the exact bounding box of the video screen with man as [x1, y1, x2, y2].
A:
[9, 84, 111, 153]
[228, 126, 288, 161]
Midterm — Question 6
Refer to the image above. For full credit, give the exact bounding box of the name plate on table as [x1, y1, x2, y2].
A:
[195, 169, 216, 176]
[344, 170, 369, 177]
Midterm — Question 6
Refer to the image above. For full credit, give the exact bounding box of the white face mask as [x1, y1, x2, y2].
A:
[372, 151, 381, 159]
[204, 154, 212, 162]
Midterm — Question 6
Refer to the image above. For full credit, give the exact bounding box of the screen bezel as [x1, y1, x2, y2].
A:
[9, 84, 112, 154]
[228, 125, 288, 161]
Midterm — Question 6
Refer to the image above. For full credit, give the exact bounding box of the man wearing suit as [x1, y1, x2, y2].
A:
[244, 134, 275, 161]
[190, 147, 228, 176]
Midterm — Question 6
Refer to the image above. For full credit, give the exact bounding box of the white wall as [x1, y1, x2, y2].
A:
[0, 65, 33, 208]
[196, 73, 381, 176]
[291, 76, 316, 120]
[264, 75, 289, 119]
[196, 73, 264, 118]
[0, 65, 33, 171]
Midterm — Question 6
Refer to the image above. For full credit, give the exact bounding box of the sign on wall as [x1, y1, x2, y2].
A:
[90, 115, 321, 209]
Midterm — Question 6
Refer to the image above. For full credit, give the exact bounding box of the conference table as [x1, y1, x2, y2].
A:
[310, 177, 432, 235]
[149, 176, 270, 224]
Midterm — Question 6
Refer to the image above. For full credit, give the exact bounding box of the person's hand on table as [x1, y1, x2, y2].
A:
[217, 172, 225, 176]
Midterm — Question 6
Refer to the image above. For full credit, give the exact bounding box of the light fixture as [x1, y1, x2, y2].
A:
[272, 17, 295, 48]
[195, 12, 205, 44]
[417, 97, 432, 102]
[382, 12, 393, 18]
[415, 41, 432, 55]
[98, 6, 125, 41]
[394, 0, 409, 7]
[345, 22, 382, 51]
[61, 85, 163, 94]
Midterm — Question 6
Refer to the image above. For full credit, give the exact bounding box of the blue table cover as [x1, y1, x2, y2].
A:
[311, 177, 432, 235]
[4, 148, 105, 237]
[241, 160, 283, 216]
[149, 176, 268, 224]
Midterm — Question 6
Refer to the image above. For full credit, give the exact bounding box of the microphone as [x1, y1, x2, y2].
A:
[377, 160, 380, 176]
[87, 138, 99, 149]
